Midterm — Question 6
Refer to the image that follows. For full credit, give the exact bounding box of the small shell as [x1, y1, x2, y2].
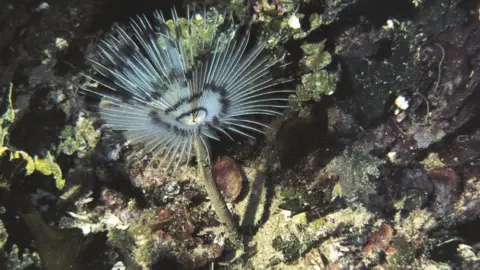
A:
[212, 156, 244, 202]
[394, 96, 409, 110]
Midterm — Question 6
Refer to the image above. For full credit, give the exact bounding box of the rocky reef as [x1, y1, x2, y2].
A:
[1, 0, 480, 269]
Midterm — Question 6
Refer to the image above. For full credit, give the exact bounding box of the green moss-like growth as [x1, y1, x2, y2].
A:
[252, 2, 323, 47]
[301, 41, 332, 71]
[309, 13, 322, 31]
[0, 219, 7, 249]
[290, 40, 338, 107]
[58, 130, 81, 155]
[162, 8, 228, 68]
[294, 70, 337, 103]
[0, 84, 15, 147]
[272, 234, 302, 262]
[279, 186, 323, 214]
[2, 244, 41, 270]
[58, 113, 100, 158]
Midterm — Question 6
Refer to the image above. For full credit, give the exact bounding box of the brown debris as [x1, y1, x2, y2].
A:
[151, 206, 196, 243]
[363, 223, 394, 254]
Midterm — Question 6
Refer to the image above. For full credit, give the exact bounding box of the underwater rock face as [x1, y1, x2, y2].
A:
[2, 0, 480, 269]
[275, 115, 328, 169]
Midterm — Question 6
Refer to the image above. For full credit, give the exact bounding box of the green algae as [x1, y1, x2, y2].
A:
[290, 40, 338, 107]
[2, 244, 41, 270]
[162, 8, 228, 68]
[301, 40, 332, 70]
[279, 186, 323, 214]
[0, 84, 66, 190]
[0, 83, 15, 147]
[272, 234, 302, 262]
[0, 219, 7, 249]
[58, 113, 100, 158]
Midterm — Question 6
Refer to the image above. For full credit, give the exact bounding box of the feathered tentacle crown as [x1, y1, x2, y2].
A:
[82, 8, 291, 171]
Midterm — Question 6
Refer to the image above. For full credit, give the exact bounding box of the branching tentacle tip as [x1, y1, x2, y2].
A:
[82, 8, 292, 171]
